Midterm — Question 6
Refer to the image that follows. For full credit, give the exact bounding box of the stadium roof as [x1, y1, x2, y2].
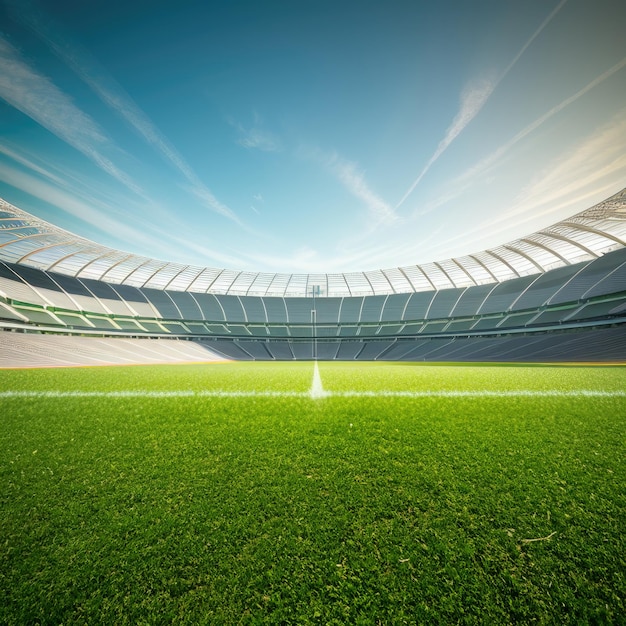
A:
[1, 189, 625, 297]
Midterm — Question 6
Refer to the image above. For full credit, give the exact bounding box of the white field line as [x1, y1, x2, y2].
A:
[333, 390, 626, 398]
[0, 390, 307, 398]
[1, 390, 625, 399]
[310, 361, 329, 399]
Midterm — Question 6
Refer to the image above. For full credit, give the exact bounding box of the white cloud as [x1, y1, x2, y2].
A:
[236, 125, 281, 152]
[396, 78, 495, 208]
[0, 160, 156, 247]
[7, 1, 240, 224]
[0, 143, 67, 188]
[163, 233, 249, 269]
[228, 112, 281, 152]
[0, 157, 251, 269]
[503, 111, 626, 222]
[429, 111, 626, 254]
[396, 0, 569, 208]
[434, 56, 626, 214]
[499, 0, 569, 80]
[239, 228, 443, 273]
[184, 184, 243, 227]
[0, 140, 178, 229]
[240, 245, 371, 274]
[0, 36, 145, 198]
[312, 150, 397, 225]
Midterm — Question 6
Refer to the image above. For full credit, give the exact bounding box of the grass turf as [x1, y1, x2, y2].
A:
[1, 362, 624, 624]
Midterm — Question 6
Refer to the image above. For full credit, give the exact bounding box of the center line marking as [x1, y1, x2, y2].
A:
[310, 361, 329, 399]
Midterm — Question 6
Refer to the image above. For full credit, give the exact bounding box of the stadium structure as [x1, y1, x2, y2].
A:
[1, 189, 625, 367]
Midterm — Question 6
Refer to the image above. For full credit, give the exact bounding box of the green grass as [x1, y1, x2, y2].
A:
[1, 362, 625, 624]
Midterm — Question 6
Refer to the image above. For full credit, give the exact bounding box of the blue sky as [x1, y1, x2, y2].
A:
[0, 0, 625, 273]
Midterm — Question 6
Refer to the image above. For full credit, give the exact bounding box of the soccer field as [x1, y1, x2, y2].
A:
[1, 362, 625, 624]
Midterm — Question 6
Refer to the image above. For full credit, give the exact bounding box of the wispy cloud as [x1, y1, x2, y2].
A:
[500, 0, 569, 80]
[236, 125, 281, 152]
[456, 56, 626, 187]
[250, 193, 264, 215]
[396, 0, 569, 208]
[7, 0, 241, 224]
[229, 113, 281, 152]
[0, 140, 179, 229]
[184, 185, 239, 223]
[417, 56, 626, 218]
[240, 243, 391, 274]
[501, 110, 626, 222]
[163, 233, 249, 269]
[0, 159, 159, 248]
[315, 150, 397, 224]
[427, 110, 626, 255]
[0, 36, 145, 198]
[241, 246, 320, 273]
[239, 222, 454, 273]
[0, 143, 68, 188]
[396, 78, 495, 208]
[0, 152, 250, 269]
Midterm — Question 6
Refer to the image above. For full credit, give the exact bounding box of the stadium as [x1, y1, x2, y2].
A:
[2, 1, 626, 624]
[1, 189, 626, 365]
[2, 189, 626, 623]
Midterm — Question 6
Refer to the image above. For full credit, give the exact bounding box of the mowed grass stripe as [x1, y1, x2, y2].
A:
[1, 389, 625, 398]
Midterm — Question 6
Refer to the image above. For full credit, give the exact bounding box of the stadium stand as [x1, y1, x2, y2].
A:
[1, 189, 625, 364]
[0, 332, 225, 368]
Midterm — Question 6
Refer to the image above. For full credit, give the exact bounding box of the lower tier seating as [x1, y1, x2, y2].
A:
[199, 324, 626, 363]
[0, 332, 226, 368]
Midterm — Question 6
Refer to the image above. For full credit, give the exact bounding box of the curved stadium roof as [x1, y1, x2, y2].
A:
[1, 189, 625, 297]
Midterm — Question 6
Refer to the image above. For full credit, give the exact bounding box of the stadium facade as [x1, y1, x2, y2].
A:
[1, 189, 625, 366]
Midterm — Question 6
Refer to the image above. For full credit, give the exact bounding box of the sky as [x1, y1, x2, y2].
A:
[0, 0, 625, 274]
